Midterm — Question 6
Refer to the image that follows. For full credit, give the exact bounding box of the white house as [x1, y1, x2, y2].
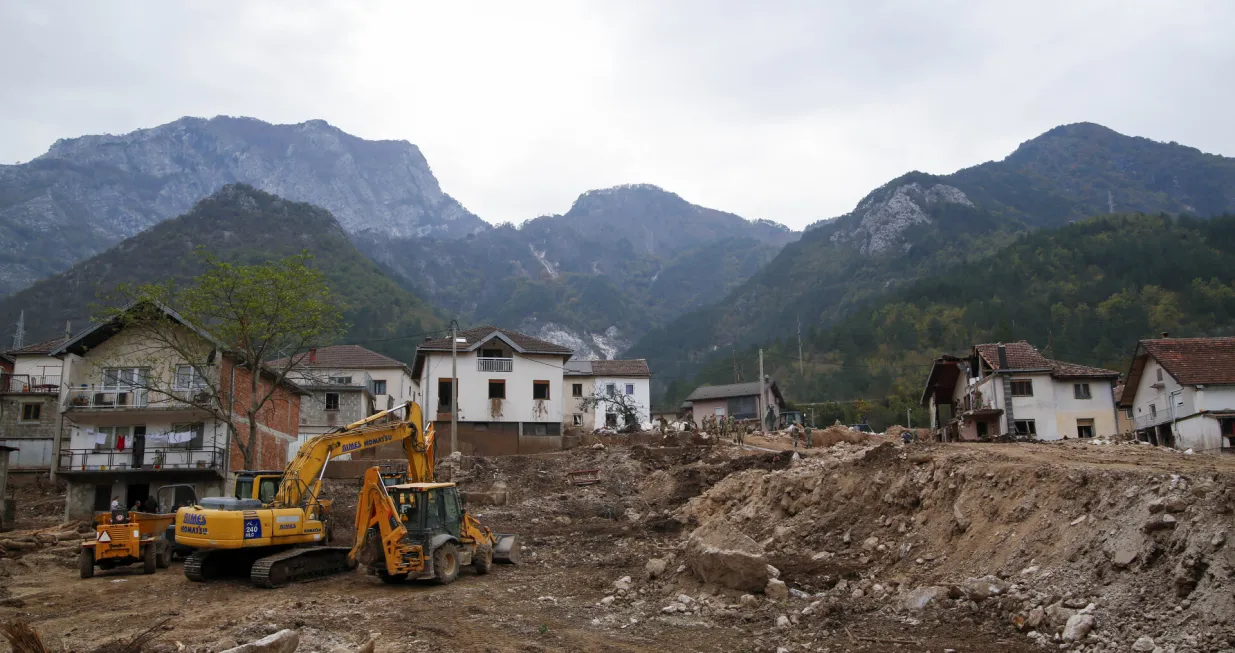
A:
[922, 341, 1120, 441]
[562, 359, 652, 431]
[412, 326, 574, 456]
[270, 344, 419, 459]
[1120, 336, 1235, 453]
[1, 337, 68, 472]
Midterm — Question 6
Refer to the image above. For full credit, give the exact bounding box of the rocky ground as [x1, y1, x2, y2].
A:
[2, 435, 1233, 652]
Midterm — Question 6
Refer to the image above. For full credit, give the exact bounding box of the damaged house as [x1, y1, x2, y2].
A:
[1119, 336, 1235, 453]
[922, 341, 1119, 441]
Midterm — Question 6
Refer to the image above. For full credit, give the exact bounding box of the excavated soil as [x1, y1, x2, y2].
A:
[2, 438, 1233, 652]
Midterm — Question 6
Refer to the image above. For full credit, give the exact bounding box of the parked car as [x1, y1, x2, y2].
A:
[849, 423, 874, 433]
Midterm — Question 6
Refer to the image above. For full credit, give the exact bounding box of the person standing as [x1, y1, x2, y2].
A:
[110, 496, 121, 511]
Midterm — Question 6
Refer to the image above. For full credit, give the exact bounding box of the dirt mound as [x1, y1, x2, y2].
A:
[674, 440, 1235, 650]
[810, 425, 871, 448]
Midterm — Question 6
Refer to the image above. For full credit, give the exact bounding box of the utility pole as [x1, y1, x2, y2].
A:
[907, 407, 911, 429]
[12, 310, 25, 350]
[731, 347, 739, 383]
[450, 320, 459, 455]
[797, 313, 804, 376]
[758, 348, 765, 433]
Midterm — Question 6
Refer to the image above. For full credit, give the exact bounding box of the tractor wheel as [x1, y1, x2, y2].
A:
[142, 543, 157, 574]
[157, 541, 172, 569]
[473, 545, 492, 575]
[79, 549, 95, 579]
[432, 543, 460, 585]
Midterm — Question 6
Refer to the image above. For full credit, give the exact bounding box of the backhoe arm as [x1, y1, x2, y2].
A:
[348, 467, 422, 576]
[273, 400, 435, 508]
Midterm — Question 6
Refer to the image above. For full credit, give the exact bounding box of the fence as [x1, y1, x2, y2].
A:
[58, 446, 226, 473]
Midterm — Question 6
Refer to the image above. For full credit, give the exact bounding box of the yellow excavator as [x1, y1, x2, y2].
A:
[174, 400, 508, 587]
[349, 458, 519, 584]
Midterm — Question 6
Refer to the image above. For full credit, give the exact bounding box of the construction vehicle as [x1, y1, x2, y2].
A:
[233, 470, 285, 502]
[349, 463, 519, 584]
[81, 484, 199, 578]
[173, 401, 489, 587]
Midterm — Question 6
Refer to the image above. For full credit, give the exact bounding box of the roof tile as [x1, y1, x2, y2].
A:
[269, 344, 409, 370]
[419, 326, 573, 356]
[1140, 337, 1235, 385]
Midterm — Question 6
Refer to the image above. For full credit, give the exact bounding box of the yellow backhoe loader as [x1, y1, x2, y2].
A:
[349, 456, 518, 584]
[173, 401, 452, 587]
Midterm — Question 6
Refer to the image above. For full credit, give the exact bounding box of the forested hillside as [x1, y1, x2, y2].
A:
[632, 124, 1235, 385]
[668, 213, 1235, 427]
[0, 184, 443, 362]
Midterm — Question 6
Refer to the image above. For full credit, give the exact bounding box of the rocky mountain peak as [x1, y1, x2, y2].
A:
[829, 181, 974, 256]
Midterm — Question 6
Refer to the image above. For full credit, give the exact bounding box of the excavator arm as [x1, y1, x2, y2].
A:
[348, 467, 423, 577]
[273, 400, 436, 508]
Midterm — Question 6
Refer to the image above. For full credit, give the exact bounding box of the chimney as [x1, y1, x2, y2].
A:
[424, 337, 433, 343]
[308, 347, 317, 364]
[1160, 332, 1169, 339]
[997, 344, 1009, 369]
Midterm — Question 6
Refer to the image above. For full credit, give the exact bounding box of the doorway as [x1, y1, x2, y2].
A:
[93, 485, 112, 512]
[125, 483, 150, 511]
[131, 425, 147, 468]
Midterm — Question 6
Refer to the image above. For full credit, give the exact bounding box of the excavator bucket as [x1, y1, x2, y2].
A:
[492, 533, 521, 564]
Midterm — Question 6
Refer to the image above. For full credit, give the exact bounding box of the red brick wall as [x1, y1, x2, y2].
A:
[220, 357, 301, 471]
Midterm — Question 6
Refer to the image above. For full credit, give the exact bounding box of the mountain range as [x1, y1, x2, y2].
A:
[628, 123, 1235, 392]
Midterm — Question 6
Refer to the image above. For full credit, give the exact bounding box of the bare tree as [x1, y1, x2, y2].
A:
[577, 388, 646, 433]
[94, 251, 344, 470]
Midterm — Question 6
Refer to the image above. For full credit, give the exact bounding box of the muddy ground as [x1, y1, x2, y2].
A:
[3, 436, 1234, 653]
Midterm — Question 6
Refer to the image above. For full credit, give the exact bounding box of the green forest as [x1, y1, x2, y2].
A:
[665, 213, 1235, 430]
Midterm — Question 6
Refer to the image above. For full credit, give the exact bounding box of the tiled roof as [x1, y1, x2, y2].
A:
[1113, 383, 1125, 403]
[7, 337, 68, 356]
[269, 344, 408, 370]
[974, 341, 1117, 379]
[1047, 359, 1120, 379]
[1140, 337, 1235, 385]
[685, 381, 769, 402]
[974, 341, 1052, 370]
[419, 326, 574, 356]
[564, 359, 650, 377]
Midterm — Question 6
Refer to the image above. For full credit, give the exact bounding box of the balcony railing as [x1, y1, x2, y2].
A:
[477, 357, 513, 372]
[1134, 410, 1174, 431]
[58, 446, 226, 473]
[1, 373, 61, 394]
[66, 386, 149, 409]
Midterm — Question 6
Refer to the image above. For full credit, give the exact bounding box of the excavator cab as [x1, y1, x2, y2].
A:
[233, 470, 284, 502]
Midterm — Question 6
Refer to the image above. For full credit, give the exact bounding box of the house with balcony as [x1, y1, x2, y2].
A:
[562, 359, 653, 431]
[412, 326, 573, 456]
[1120, 336, 1235, 453]
[921, 341, 1120, 441]
[49, 303, 304, 519]
[270, 344, 418, 459]
[1, 337, 68, 474]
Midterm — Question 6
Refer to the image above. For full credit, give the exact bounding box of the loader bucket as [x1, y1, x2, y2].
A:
[492, 533, 520, 564]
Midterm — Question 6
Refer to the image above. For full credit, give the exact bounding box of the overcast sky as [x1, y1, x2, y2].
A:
[2, 1, 1233, 230]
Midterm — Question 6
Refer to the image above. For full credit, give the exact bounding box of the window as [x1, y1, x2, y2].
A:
[1076, 419, 1095, 439]
[325, 393, 340, 411]
[372, 380, 386, 396]
[1156, 368, 1163, 382]
[533, 380, 550, 400]
[329, 376, 353, 385]
[1013, 420, 1037, 436]
[1010, 379, 1034, 397]
[571, 383, 583, 398]
[92, 425, 131, 452]
[102, 367, 146, 389]
[20, 403, 41, 422]
[605, 413, 618, 427]
[605, 383, 616, 396]
[481, 348, 504, 358]
[713, 407, 725, 417]
[174, 365, 206, 390]
[1125, 408, 1133, 418]
[1150, 403, 1157, 418]
[572, 414, 583, 426]
[625, 384, 634, 395]
[1073, 383, 1091, 400]
[438, 379, 453, 410]
[169, 422, 205, 449]
[488, 380, 506, 399]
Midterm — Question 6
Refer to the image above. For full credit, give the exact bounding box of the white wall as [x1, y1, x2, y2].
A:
[1129, 357, 1192, 431]
[562, 376, 596, 429]
[588, 377, 652, 430]
[366, 367, 418, 408]
[1050, 378, 1117, 439]
[957, 372, 1116, 440]
[419, 349, 565, 425]
[1196, 385, 1235, 413]
[12, 355, 62, 383]
[1174, 415, 1225, 453]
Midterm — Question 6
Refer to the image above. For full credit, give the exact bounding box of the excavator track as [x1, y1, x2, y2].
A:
[250, 546, 355, 588]
[183, 550, 222, 582]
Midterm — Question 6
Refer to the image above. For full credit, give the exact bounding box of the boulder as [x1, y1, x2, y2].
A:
[1132, 636, 1156, 652]
[1062, 614, 1095, 642]
[1111, 547, 1138, 568]
[645, 558, 668, 579]
[220, 629, 299, 653]
[739, 594, 758, 608]
[765, 578, 789, 601]
[1045, 602, 1077, 628]
[1143, 514, 1177, 532]
[952, 502, 971, 533]
[329, 639, 375, 653]
[684, 520, 770, 592]
[901, 586, 948, 611]
[1025, 607, 1045, 630]
[861, 536, 879, 551]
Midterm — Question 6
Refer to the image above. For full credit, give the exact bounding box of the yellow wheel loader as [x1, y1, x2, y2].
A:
[173, 401, 451, 587]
